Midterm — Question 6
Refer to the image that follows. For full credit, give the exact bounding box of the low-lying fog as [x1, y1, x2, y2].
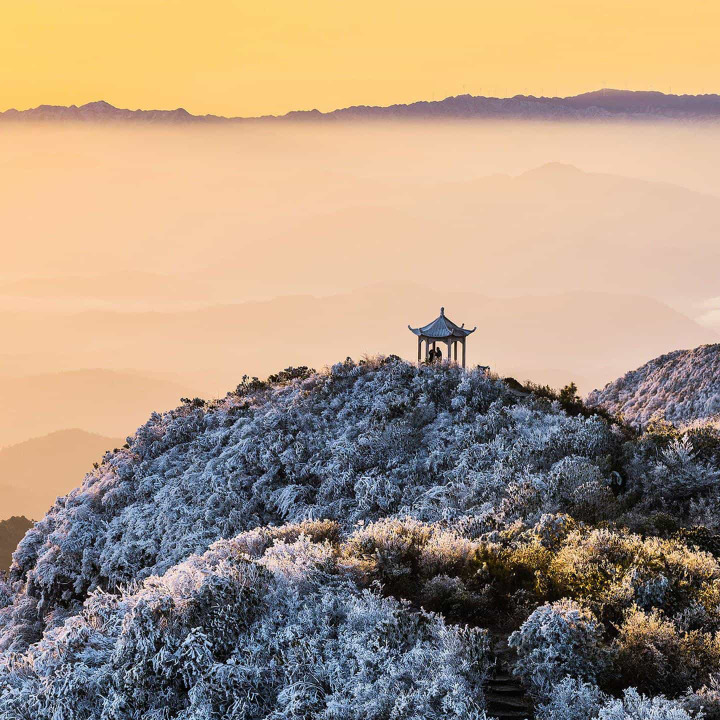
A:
[2, 119, 720, 516]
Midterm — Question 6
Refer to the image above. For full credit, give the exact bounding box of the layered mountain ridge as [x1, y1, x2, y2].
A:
[7, 89, 720, 123]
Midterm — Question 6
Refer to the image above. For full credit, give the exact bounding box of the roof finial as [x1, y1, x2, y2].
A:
[440, 306, 445, 316]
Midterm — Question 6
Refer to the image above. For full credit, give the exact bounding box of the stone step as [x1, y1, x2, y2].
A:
[487, 632, 533, 719]
[487, 691, 532, 704]
[486, 684, 525, 695]
[490, 711, 531, 720]
[487, 696, 534, 712]
[489, 672, 513, 683]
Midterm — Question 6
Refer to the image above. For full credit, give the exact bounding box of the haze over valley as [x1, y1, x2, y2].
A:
[2, 117, 720, 518]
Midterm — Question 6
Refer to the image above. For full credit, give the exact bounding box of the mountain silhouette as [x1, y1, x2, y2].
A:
[0, 429, 124, 520]
[6, 90, 720, 123]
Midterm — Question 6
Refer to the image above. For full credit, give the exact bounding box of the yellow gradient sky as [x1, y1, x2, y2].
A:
[2, 0, 720, 116]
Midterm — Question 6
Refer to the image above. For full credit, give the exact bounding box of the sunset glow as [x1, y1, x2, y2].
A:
[3, 0, 720, 116]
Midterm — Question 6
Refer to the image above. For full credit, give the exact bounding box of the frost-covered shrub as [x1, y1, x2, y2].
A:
[0, 594, 43, 653]
[542, 680, 697, 720]
[587, 344, 720, 428]
[544, 456, 620, 522]
[532, 513, 577, 549]
[419, 574, 491, 620]
[341, 518, 488, 608]
[615, 607, 720, 695]
[547, 529, 720, 622]
[0, 528, 492, 719]
[647, 436, 720, 501]
[597, 688, 696, 720]
[536, 677, 608, 720]
[220, 518, 340, 559]
[685, 498, 720, 534]
[547, 455, 605, 502]
[259, 534, 336, 587]
[416, 527, 479, 579]
[0, 577, 12, 610]
[7, 358, 622, 646]
[343, 517, 434, 584]
[509, 599, 611, 696]
[682, 675, 720, 720]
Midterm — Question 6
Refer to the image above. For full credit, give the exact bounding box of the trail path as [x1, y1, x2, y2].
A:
[485, 632, 534, 720]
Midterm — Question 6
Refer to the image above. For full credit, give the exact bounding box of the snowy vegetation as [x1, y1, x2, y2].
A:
[0, 521, 492, 719]
[587, 343, 720, 427]
[3, 356, 720, 718]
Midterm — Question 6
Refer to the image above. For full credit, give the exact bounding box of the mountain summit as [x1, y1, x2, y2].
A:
[0, 101, 199, 123]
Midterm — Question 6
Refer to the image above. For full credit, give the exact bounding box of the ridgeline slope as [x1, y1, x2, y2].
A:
[3, 357, 720, 718]
[587, 343, 720, 426]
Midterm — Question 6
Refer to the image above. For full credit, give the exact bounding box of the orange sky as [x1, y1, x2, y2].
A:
[2, 0, 720, 116]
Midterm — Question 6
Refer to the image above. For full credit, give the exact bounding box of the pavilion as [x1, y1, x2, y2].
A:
[408, 307, 476, 368]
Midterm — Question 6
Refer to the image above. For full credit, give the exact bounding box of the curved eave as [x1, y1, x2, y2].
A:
[409, 326, 476, 339]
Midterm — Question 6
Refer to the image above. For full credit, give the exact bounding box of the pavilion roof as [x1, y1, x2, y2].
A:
[408, 307, 476, 338]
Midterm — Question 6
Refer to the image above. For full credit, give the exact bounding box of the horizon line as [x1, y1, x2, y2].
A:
[4, 87, 720, 122]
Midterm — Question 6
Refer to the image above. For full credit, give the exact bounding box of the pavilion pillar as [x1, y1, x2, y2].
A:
[454, 342, 458, 363]
[462, 339, 466, 369]
[417, 336, 421, 362]
[446, 340, 451, 363]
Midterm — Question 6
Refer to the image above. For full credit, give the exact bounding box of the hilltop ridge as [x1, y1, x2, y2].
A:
[587, 343, 720, 426]
[4, 356, 720, 718]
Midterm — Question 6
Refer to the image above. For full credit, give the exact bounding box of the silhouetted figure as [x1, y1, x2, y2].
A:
[435, 347, 443, 362]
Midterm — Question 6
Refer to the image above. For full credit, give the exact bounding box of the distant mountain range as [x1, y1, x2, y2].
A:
[0, 430, 123, 521]
[0, 516, 31, 571]
[0, 284, 714, 397]
[6, 90, 720, 123]
[4, 162, 720, 313]
[587, 343, 720, 427]
[0, 369, 196, 447]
